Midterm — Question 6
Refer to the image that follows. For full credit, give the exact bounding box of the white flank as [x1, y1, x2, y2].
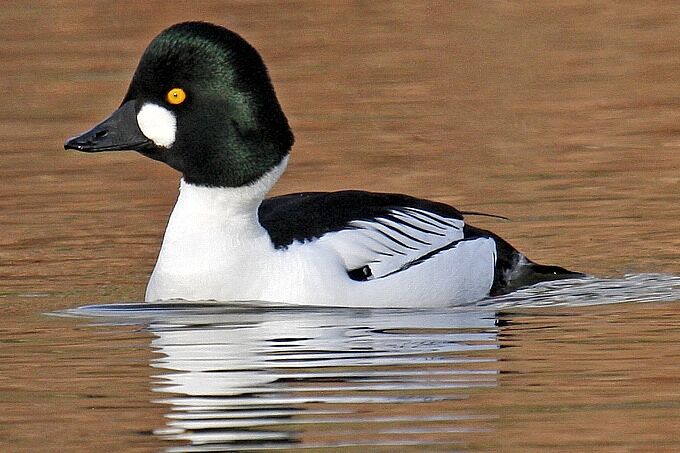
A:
[145, 155, 496, 307]
[137, 103, 177, 147]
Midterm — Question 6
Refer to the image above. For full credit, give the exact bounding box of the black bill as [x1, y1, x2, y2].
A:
[64, 100, 153, 152]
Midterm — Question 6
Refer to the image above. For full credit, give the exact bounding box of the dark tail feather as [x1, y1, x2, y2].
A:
[461, 223, 583, 296]
[489, 234, 584, 296]
[490, 259, 584, 296]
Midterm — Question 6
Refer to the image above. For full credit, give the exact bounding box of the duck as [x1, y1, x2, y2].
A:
[64, 21, 581, 307]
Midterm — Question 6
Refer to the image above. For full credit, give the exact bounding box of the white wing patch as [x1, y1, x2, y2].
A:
[316, 207, 466, 279]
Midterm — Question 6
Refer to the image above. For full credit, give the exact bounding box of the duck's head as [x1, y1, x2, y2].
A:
[65, 22, 294, 187]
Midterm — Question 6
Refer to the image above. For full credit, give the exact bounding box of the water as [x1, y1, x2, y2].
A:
[2, 1, 680, 451]
[60, 303, 500, 451]
[6, 295, 680, 452]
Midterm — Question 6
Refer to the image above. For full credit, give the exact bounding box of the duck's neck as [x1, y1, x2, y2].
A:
[169, 155, 289, 241]
[146, 156, 290, 301]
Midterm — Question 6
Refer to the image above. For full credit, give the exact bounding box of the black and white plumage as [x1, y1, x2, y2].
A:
[262, 190, 469, 279]
[260, 182, 576, 297]
[64, 22, 581, 307]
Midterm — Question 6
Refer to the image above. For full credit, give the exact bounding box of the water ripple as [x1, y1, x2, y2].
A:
[54, 272, 680, 451]
[58, 303, 498, 450]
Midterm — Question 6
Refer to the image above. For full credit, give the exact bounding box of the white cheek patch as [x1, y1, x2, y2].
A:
[137, 103, 177, 148]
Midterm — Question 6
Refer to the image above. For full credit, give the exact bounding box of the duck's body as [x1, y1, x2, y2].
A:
[66, 22, 580, 307]
[145, 158, 499, 307]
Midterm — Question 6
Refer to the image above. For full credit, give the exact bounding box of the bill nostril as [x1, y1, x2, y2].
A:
[94, 129, 108, 139]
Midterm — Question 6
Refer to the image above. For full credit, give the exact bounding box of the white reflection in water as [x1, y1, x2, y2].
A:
[59, 273, 680, 451]
[65, 303, 500, 451]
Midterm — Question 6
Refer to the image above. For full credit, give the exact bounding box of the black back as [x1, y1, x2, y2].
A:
[259, 190, 464, 248]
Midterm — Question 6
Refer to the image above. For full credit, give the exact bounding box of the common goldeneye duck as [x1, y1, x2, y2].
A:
[65, 21, 581, 307]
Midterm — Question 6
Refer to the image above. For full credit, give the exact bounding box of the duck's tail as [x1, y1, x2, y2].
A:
[488, 233, 584, 296]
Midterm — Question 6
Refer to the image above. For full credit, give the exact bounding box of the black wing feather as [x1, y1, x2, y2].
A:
[258, 190, 464, 248]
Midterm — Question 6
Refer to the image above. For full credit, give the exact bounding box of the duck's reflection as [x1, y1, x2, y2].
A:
[60, 275, 680, 451]
[123, 303, 501, 451]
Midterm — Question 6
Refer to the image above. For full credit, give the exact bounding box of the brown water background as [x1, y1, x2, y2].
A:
[2, 1, 680, 451]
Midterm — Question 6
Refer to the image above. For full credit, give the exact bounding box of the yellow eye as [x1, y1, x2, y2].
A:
[166, 88, 186, 105]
